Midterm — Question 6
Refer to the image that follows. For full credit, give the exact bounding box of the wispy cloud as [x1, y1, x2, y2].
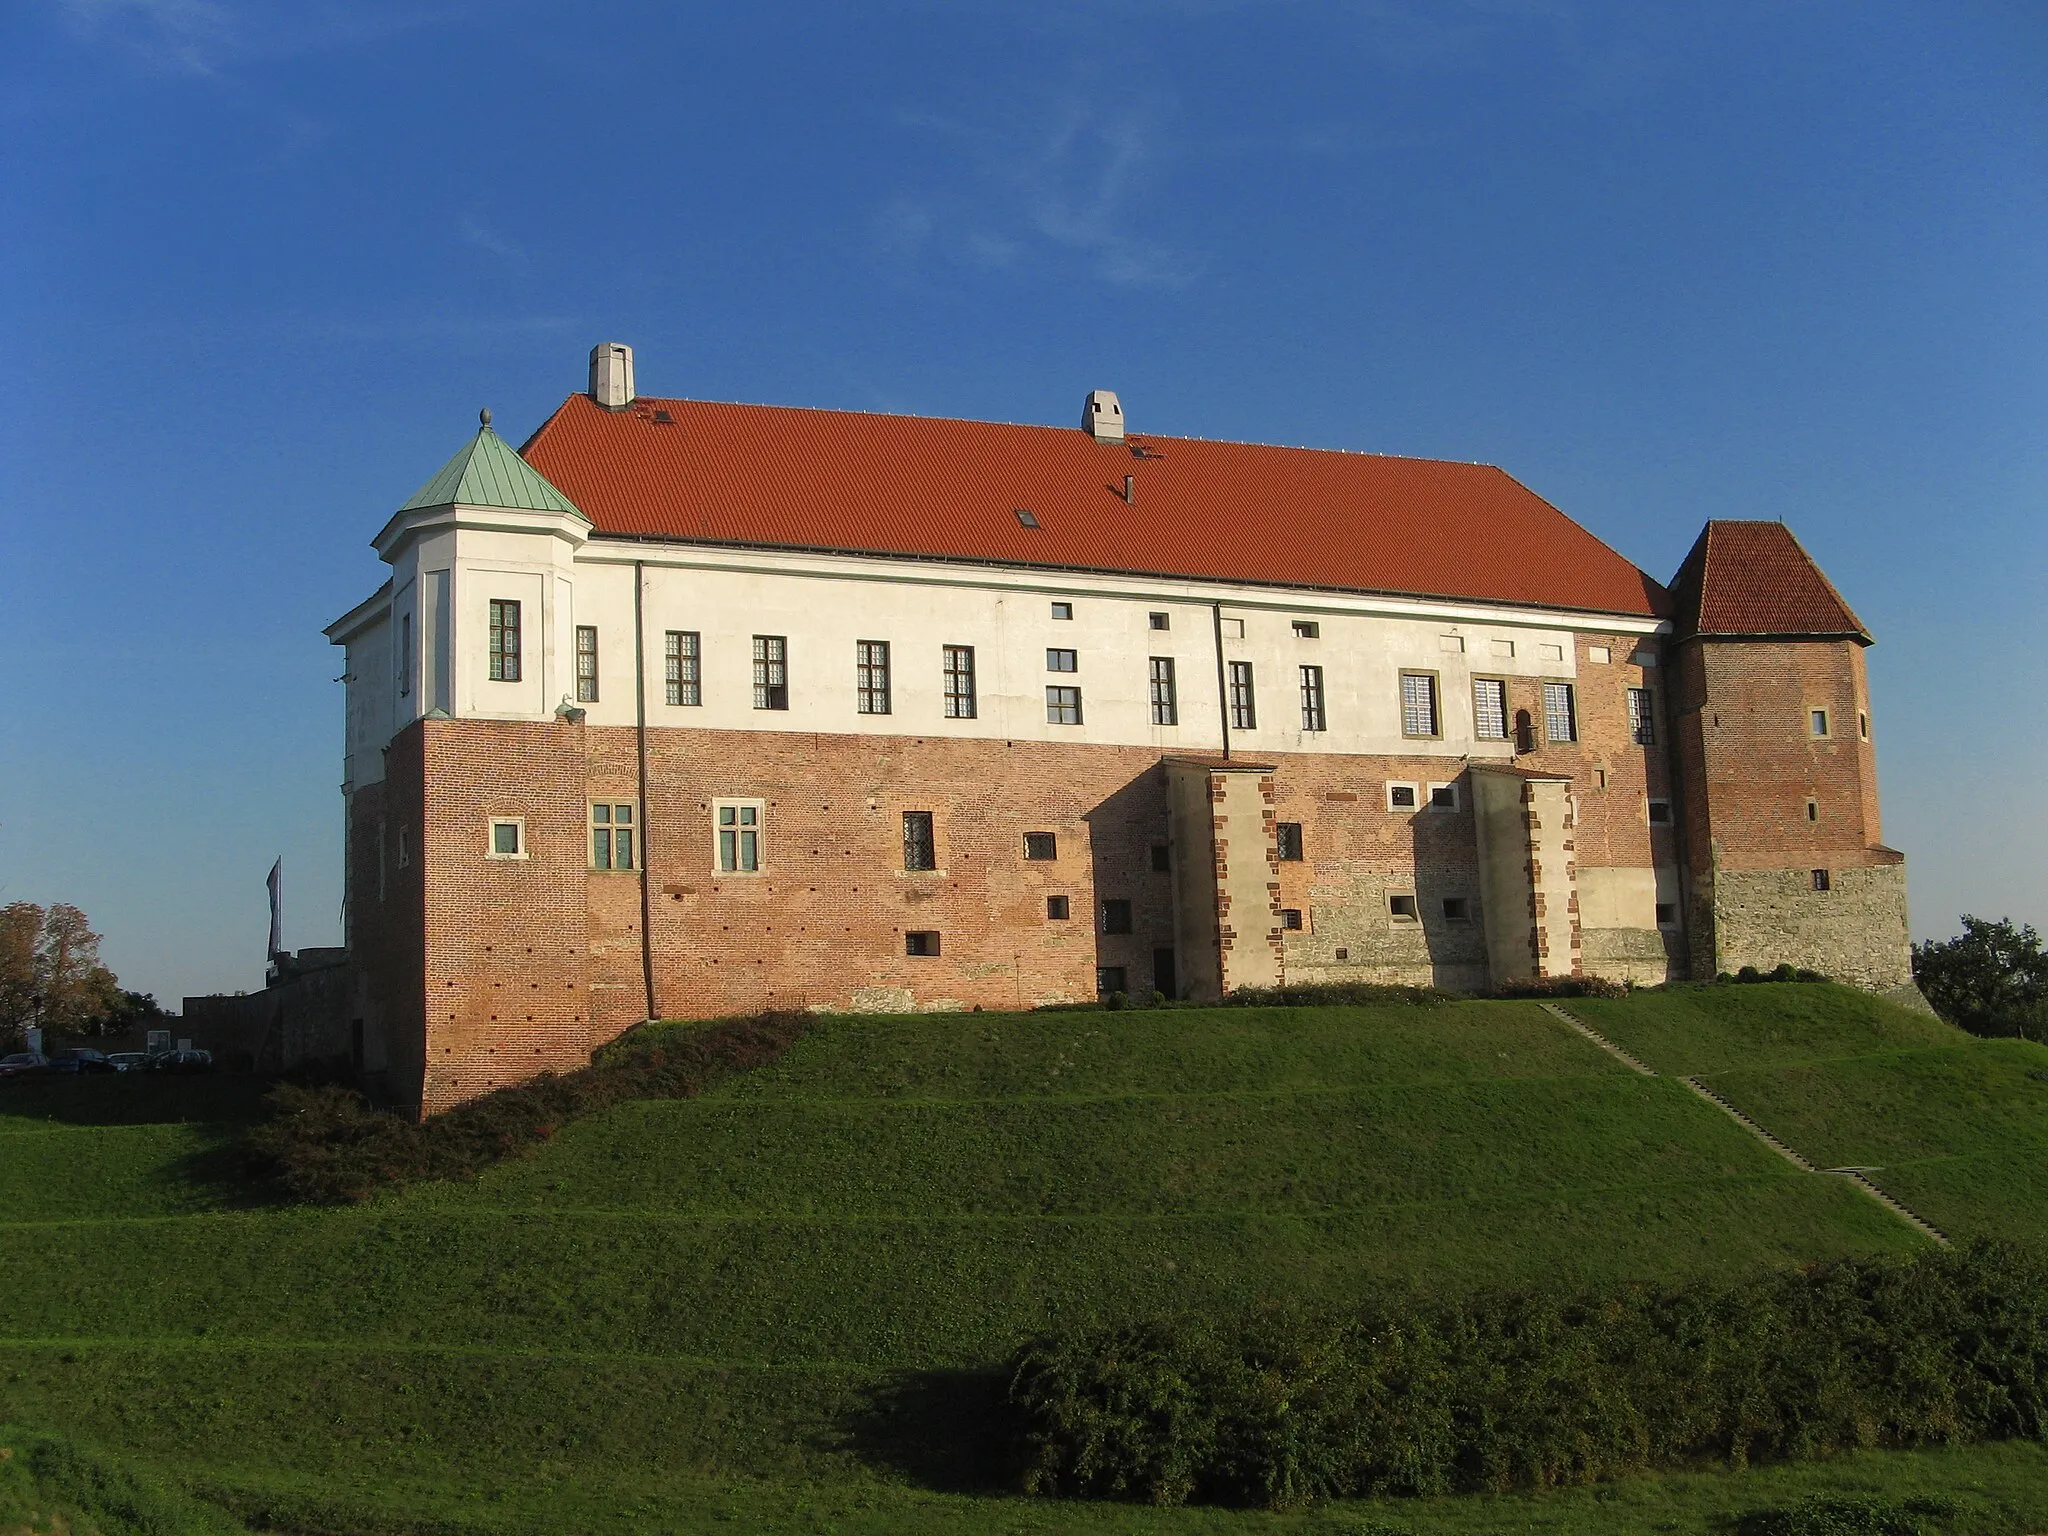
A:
[55, 0, 493, 78]
[459, 214, 530, 270]
[58, 0, 237, 76]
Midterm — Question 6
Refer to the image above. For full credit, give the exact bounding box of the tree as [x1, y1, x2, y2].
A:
[0, 902, 124, 1049]
[1912, 915, 2048, 1040]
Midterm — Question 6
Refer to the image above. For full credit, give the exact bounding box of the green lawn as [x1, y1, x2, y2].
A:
[4, 986, 2039, 1534]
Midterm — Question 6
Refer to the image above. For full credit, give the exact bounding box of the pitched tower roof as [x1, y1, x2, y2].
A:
[1667, 520, 1870, 643]
[400, 411, 586, 518]
[518, 393, 1666, 618]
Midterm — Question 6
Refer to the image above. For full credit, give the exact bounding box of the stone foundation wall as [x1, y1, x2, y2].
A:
[1708, 861, 1911, 990]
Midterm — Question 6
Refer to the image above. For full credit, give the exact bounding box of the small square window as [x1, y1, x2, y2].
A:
[1101, 899, 1133, 934]
[1588, 645, 1611, 664]
[1045, 685, 1083, 725]
[1442, 897, 1471, 924]
[1428, 783, 1458, 811]
[1149, 612, 1170, 630]
[1015, 508, 1040, 528]
[1096, 966, 1127, 997]
[1647, 800, 1673, 825]
[1655, 902, 1678, 928]
[1023, 832, 1058, 861]
[1275, 822, 1304, 861]
[487, 819, 525, 859]
[1811, 709, 1831, 738]
[1150, 844, 1171, 872]
[1280, 908, 1304, 931]
[1292, 620, 1319, 639]
[1388, 893, 1418, 921]
[1046, 648, 1078, 673]
[1387, 782, 1419, 811]
[1050, 601, 1073, 620]
[1812, 869, 1832, 892]
[905, 931, 941, 957]
[1334, 947, 1350, 960]
[1046, 895, 1070, 921]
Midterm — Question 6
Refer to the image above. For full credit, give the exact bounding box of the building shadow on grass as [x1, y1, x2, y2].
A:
[830, 1368, 1018, 1494]
[0, 1075, 274, 1129]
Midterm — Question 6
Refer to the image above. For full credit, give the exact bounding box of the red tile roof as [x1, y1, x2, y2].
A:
[519, 393, 1665, 618]
[1668, 521, 1869, 643]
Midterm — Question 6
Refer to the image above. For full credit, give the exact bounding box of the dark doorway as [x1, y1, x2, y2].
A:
[1153, 948, 1177, 1001]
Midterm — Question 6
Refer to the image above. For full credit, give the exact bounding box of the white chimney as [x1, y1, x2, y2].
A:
[589, 342, 635, 410]
[1082, 389, 1124, 443]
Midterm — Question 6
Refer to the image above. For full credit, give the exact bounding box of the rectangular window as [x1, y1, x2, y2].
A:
[1473, 678, 1508, 740]
[752, 635, 788, 710]
[1023, 832, 1058, 861]
[1400, 671, 1439, 738]
[1150, 843, 1171, 872]
[717, 803, 761, 872]
[902, 811, 935, 871]
[1097, 966, 1127, 997]
[590, 803, 636, 870]
[1387, 782, 1419, 811]
[1543, 681, 1577, 743]
[1046, 895, 1070, 920]
[1050, 601, 1073, 620]
[1046, 685, 1083, 725]
[665, 630, 701, 706]
[1275, 822, 1304, 861]
[487, 818, 524, 858]
[1101, 899, 1133, 934]
[1812, 869, 1832, 892]
[1280, 908, 1304, 931]
[857, 640, 891, 715]
[398, 613, 413, 698]
[1810, 708, 1831, 738]
[1046, 647, 1078, 673]
[1648, 799, 1673, 825]
[1298, 665, 1326, 732]
[1859, 711, 1870, 741]
[1442, 897, 1472, 924]
[905, 931, 941, 957]
[1388, 893, 1418, 921]
[1428, 783, 1459, 811]
[575, 625, 599, 703]
[1655, 902, 1678, 927]
[1148, 657, 1178, 726]
[1149, 612, 1170, 631]
[1228, 661, 1257, 730]
[943, 645, 976, 719]
[1628, 687, 1655, 745]
[487, 599, 521, 682]
[1292, 620, 1319, 639]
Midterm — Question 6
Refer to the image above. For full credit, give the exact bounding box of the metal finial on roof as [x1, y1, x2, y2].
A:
[479, 407, 493, 429]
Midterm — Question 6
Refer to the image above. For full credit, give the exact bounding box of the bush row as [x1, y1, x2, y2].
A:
[241, 1010, 810, 1204]
[1008, 1241, 2048, 1509]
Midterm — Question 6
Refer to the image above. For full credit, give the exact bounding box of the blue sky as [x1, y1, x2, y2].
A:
[1, 1, 2042, 1005]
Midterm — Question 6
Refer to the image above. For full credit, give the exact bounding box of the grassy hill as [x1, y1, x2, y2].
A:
[4, 985, 2048, 1533]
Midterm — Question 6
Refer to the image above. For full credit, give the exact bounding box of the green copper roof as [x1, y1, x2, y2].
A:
[398, 412, 586, 518]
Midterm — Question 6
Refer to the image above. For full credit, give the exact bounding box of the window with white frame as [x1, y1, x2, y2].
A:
[716, 802, 763, 872]
[1400, 671, 1440, 738]
[1298, 665, 1327, 732]
[1542, 681, 1577, 743]
[486, 818, 526, 859]
[943, 645, 976, 718]
[1386, 782, 1419, 812]
[575, 625, 599, 703]
[590, 803, 636, 870]
[1228, 661, 1256, 730]
[1148, 657, 1178, 726]
[1473, 677, 1508, 740]
[1628, 686, 1655, 745]
[665, 631, 701, 706]
[1427, 782, 1459, 811]
[752, 636, 788, 710]
[856, 640, 891, 715]
[1810, 708, 1831, 738]
[488, 600, 521, 682]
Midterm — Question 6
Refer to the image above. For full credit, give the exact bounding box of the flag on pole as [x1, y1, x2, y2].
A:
[266, 858, 283, 960]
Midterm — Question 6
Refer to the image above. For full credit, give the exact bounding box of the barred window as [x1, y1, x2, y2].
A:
[1628, 686, 1655, 745]
[1299, 665, 1327, 732]
[752, 635, 788, 710]
[1275, 822, 1303, 861]
[943, 645, 976, 719]
[1023, 832, 1057, 861]
[575, 625, 599, 703]
[902, 811, 935, 871]
[1148, 657, 1178, 726]
[1228, 661, 1256, 730]
[1473, 678, 1508, 739]
[1542, 681, 1577, 743]
[856, 640, 891, 715]
[487, 599, 521, 682]
[590, 803, 635, 870]
[1046, 685, 1083, 725]
[1399, 671, 1439, 738]
[665, 631, 701, 706]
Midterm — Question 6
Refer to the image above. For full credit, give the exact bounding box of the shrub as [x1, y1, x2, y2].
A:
[1009, 1242, 2048, 1509]
[243, 1009, 809, 1204]
[1488, 975, 1629, 1000]
[1735, 1495, 1958, 1535]
[1220, 982, 1451, 1010]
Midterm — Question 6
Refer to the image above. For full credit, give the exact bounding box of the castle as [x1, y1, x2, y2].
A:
[326, 344, 1911, 1115]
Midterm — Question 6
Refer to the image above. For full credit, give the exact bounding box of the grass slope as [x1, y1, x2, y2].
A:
[0, 987, 2032, 1534]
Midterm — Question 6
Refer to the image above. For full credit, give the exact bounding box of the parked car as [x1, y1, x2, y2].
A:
[106, 1052, 152, 1073]
[147, 1049, 213, 1074]
[0, 1052, 50, 1080]
[47, 1049, 115, 1075]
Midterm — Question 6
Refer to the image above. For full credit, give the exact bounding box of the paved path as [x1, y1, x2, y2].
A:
[1541, 1001, 1951, 1247]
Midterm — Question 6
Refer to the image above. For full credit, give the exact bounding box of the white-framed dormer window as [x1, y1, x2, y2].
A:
[715, 799, 764, 874]
[486, 818, 527, 860]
